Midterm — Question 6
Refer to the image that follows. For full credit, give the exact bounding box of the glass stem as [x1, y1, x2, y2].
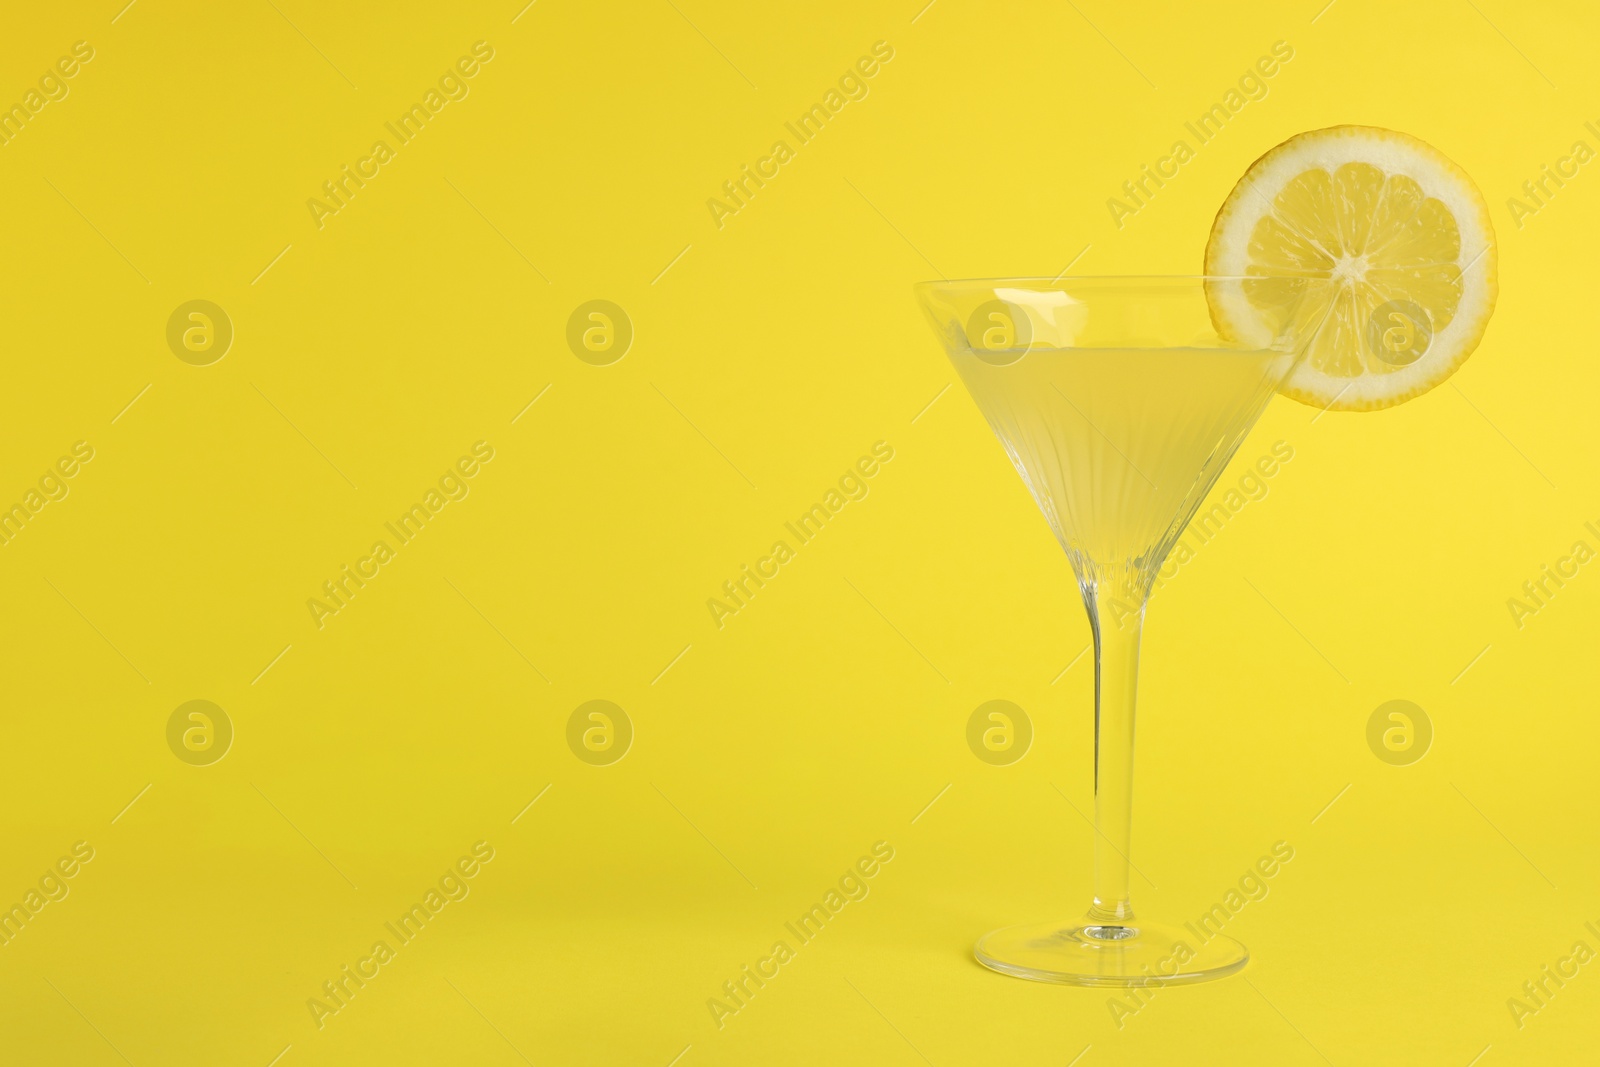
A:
[1085, 585, 1145, 926]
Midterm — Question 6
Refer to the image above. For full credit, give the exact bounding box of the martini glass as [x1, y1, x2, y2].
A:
[915, 276, 1305, 986]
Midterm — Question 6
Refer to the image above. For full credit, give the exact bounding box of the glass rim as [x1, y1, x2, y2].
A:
[914, 273, 1307, 353]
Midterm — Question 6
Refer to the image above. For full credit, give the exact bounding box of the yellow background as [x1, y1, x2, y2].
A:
[1, 0, 1596, 1064]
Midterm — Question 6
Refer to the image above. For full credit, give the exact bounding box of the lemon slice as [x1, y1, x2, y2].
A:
[1205, 125, 1497, 411]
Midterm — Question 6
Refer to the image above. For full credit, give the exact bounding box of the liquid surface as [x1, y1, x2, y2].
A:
[951, 346, 1290, 602]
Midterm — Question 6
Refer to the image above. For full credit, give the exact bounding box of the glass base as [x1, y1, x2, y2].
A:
[974, 916, 1247, 987]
